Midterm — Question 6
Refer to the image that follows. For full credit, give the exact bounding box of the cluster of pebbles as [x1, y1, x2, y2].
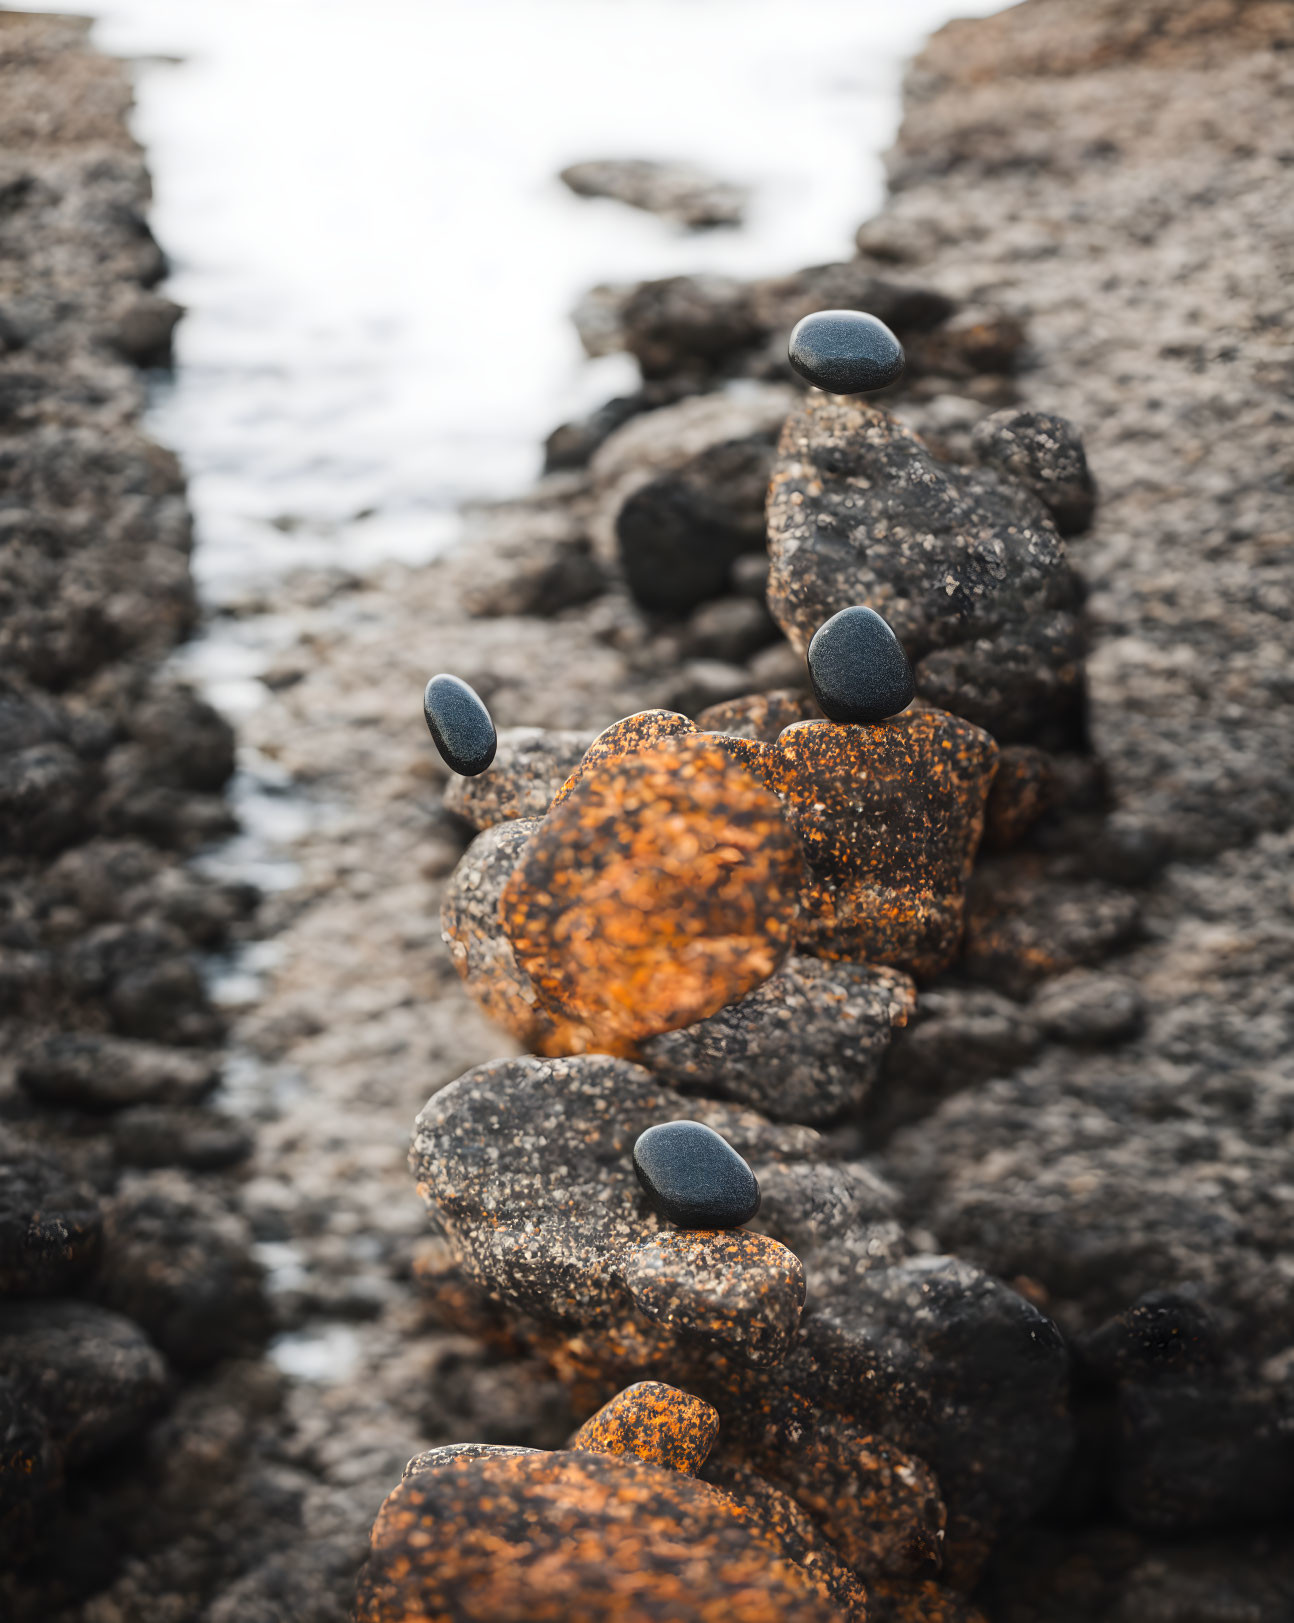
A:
[357, 314, 1103, 1621]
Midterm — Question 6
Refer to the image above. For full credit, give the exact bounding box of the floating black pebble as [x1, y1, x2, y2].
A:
[787, 308, 905, 395]
[807, 604, 915, 725]
[632, 1120, 760, 1229]
[423, 673, 497, 777]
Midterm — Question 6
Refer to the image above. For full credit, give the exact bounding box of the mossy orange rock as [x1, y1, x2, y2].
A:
[501, 733, 802, 1050]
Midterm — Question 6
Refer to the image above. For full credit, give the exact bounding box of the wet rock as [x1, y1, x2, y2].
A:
[560, 158, 747, 229]
[971, 408, 1095, 536]
[640, 956, 916, 1124]
[439, 816, 570, 1052]
[442, 725, 595, 829]
[569, 1381, 720, 1474]
[695, 688, 820, 742]
[788, 309, 906, 395]
[356, 1447, 844, 1623]
[962, 861, 1141, 995]
[16, 1031, 220, 1111]
[0, 1133, 102, 1295]
[623, 1230, 804, 1368]
[774, 710, 998, 977]
[766, 394, 1082, 742]
[502, 735, 801, 1049]
[423, 673, 497, 777]
[632, 1121, 761, 1229]
[806, 604, 916, 725]
[94, 1173, 269, 1371]
[1030, 969, 1145, 1046]
[0, 1299, 167, 1466]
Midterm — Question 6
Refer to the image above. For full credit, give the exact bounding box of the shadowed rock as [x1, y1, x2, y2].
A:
[0, 1133, 102, 1295]
[695, 688, 821, 742]
[767, 395, 1082, 742]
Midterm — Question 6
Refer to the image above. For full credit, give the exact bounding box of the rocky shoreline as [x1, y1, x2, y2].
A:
[4, 1, 1293, 1620]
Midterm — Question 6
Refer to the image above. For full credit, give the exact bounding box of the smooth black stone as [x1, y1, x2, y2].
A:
[807, 604, 915, 725]
[632, 1120, 760, 1229]
[787, 309, 905, 395]
[423, 674, 497, 777]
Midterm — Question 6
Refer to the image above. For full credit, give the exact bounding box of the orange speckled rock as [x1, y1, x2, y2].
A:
[550, 708, 697, 808]
[440, 818, 591, 1053]
[569, 1381, 719, 1475]
[623, 1229, 806, 1369]
[774, 710, 997, 978]
[982, 744, 1057, 850]
[355, 1447, 846, 1623]
[502, 735, 802, 1048]
[695, 689, 822, 743]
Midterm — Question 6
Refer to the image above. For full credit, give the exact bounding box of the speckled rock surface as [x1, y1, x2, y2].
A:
[356, 1447, 845, 1623]
[569, 1381, 720, 1474]
[0, 1133, 102, 1295]
[550, 708, 697, 807]
[640, 956, 916, 1123]
[767, 395, 1084, 744]
[443, 725, 596, 828]
[502, 736, 802, 1048]
[970, 408, 1095, 537]
[695, 688, 820, 742]
[774, 711, 998, 976]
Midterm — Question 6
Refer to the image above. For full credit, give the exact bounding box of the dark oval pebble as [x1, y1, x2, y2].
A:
[632, 1120, 760, 1230]
[423, 674, 497, 777]
[787, 309, 905, 396]
[806, 604, 915, 725]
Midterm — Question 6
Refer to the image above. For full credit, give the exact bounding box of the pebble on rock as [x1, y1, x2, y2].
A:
[787, 309, 905, 396]
[422, 672, 497, 777]
[633, 1120, 761, 1229]
[569, 1381, 720, 1476]
[806, 604, 916, 725]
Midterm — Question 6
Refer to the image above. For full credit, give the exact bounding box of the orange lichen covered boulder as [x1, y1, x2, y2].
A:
[623, 1230, 806, 1369]
[501, 734, 802, 1049]
[550, 708, 697, 808]
[355, 1446, 847, 1623]
[774, 710, 997, 978]
[569, 1380, 719, 1475]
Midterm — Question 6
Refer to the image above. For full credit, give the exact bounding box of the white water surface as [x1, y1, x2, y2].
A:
[23, 0, 1004, 608]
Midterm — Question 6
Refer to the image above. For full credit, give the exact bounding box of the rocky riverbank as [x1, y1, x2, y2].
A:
[4, 0, 1293, 1619]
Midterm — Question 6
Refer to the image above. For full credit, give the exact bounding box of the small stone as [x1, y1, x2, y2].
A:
[806, 605, 915, 725]
[569, 1381, 720, 1475]
[0, 1133, 102, 1296]
[422, 673, 497, 777]
[633, 1121, 761, 1229]
[788, 309, 905, 395]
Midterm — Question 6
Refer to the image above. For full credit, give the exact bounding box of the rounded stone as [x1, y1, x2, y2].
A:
[806, 605, 915, 725]
[422, 673, 497, 777]
[632, 1121, 760, 1229]
[787, 309, 905, 396]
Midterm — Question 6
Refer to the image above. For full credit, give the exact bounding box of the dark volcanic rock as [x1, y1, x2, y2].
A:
[971, 408, 1095, 537]
[0, 1300, 167, 1467]
[0, 740, 95, 856]
[94, 1173, 269, 1371]
[17, 1031, 220, 1111]
[0, 1376, 59, 1562]
[766, 395, 1082, 742]
[806, 604, 916, 725]
[788, 309, 905, 395]
[422, 673, 497, 777]
[551, 708, 697, 808]
[356, 1447, 844, 1623]
[640, 956, 916, 1124]
[442, 725, 596, 829]
[0, 1133, 102, 1295]
[569, 1381, 720, 1475]
[774, 710, 998, 977]
[501, 735, 801, 1049]
[632, 1121, 762, 1229]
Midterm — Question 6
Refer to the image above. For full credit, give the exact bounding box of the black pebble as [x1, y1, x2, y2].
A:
[787, 309, 905, 395]
[632, 1120, 760, 1229]
[423, 674, 497, 777]
[807, 605, 915, 725]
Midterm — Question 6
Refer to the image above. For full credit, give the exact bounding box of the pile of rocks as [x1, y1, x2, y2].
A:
[0, 14, 269, 1598]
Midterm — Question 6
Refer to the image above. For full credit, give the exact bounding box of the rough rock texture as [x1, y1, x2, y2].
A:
[443, 725, 596, 829]
[568, 1381, 720, 1474]
[501, 735, 802, 1049]
[0, 1132, 102, 1295]
[767, 396, 1084, 744]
